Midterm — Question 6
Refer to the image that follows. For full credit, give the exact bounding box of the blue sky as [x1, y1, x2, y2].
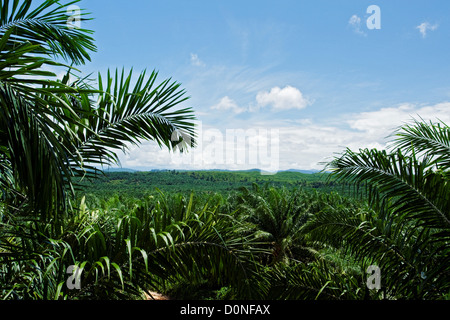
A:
[75, 0, 450, 172]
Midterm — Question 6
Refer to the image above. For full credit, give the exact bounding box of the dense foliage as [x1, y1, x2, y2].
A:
[1, 184, 372, 300]
[78, 169, 336, 199]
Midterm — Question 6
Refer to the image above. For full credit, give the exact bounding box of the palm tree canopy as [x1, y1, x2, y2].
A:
[0, 0, 197, 218]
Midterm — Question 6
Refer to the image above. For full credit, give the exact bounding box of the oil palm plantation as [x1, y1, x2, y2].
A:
[0, 192, 261, 300]
[0, 0, 258, 300]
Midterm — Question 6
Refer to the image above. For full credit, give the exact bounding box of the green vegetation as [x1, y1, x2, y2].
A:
[0, 0, 449, 301]
[78, 170, 337, 200]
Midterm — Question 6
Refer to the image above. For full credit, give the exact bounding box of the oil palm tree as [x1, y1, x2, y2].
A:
[307, 118, 450, 299]
[0, 0, 96, 217]
[232, 184, 370, 300]
[235, 184, 321, 265]
[0, 0, 196, 219]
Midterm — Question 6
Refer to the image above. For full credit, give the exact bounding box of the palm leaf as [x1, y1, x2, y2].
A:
[391, 118, 450, 171]
[326, 147, 450, 229]
[322, 120, 450, 298]
[66, 68, 196, 175]
[0, 0, 96, 65]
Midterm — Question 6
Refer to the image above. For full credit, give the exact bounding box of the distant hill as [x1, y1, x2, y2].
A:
[284, 169, 320, 174]
[79, 168, 340, 200]
[102, 168, 320, 174]
[103, 167, 139, 173]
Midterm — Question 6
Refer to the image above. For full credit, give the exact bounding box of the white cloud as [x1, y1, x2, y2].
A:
[114, 102, 450, 172]
[348, 104, 416, 138]
[210, 85, 311, 114]
[416, 22, 438, 38]
[210, 96, 246, 114]
[255, 86, 311, 110]
[348, 102, 450, 139]
[190, 53, 205, 67]
[348, 14, 367, 36]
[276, 102, 450, 169]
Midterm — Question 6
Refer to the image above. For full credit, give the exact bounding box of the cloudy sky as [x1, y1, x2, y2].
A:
[76, 0, 450, 172]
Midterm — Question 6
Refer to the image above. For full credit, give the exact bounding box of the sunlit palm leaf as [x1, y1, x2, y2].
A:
[392, 118, 450, 171]
[66, 68, 196, 175]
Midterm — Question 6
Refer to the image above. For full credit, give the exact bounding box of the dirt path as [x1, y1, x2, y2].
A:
[144, 291, 171, 300]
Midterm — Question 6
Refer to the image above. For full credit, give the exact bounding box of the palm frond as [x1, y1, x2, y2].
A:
[326, 147, 450, 229]
[391, 118, 450, 171]
[267, 259, 367, 300]
[322, 120, 450, 299]
[66, 68, 196, 175]
[0, 0, 96, 65]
